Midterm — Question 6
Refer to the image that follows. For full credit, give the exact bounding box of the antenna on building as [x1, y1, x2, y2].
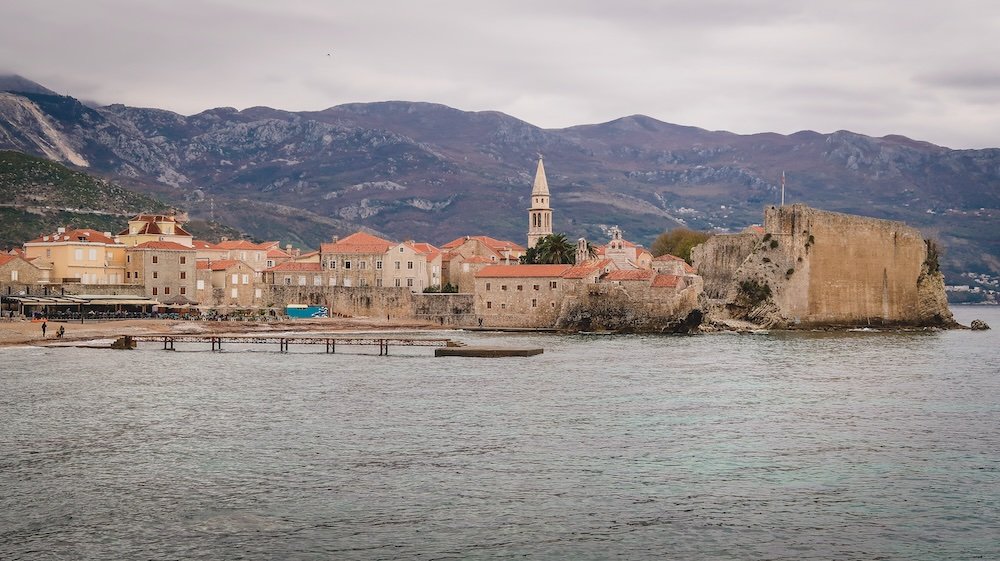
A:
[780, 171, 786, 207]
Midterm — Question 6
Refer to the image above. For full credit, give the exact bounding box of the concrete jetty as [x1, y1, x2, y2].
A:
[434, 346, 543, 358]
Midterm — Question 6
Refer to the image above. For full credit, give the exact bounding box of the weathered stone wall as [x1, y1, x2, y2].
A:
[473, 277, 567, 328]
[724, 204, 954, 327]
[262, 285, 415, 319]
[1, 282, 146, 297]
[412, 293, 476, 326]
[691, 232, 762, 299]
[556, 279, 703, 332]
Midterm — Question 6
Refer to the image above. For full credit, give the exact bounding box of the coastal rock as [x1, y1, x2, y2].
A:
[970, 319, 991, 330]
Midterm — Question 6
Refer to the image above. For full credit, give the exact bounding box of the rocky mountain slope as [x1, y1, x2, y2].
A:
[1, 75, 997, 276]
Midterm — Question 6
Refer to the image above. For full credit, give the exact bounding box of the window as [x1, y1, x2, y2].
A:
[267, 260, 274, 268]
[152, 255, 158, 264]
[344, 261, 351, 270]
[231, 274, 238, 285]
[152, 271, 158, 279]
[180, 271, 186, 280]
[126, 271, 131, 279]
[359, 261, 367, 270]
[180, 256, 186, 264]
[242, 274, 249, 285]
[407, 261, 413, 270]
[486, 283, 491, 291]
[10, 270, 18, 282]
[240, 251, 246, 260]
[75, 249, 83, 261]
[399, 247, 404, 253]
[486, 301, 492, 309]
[298, 275, 306, 286]
[406, 278, 413, 287]
[549, 281, 558, 289]
[463, 263, 469, 272]
[376, 278, 382, 287]
[533, 284, 540, 291]
[164, 287, 170, 295]
[501, 285, 507, 291]
[359, 278, 367, 287]
[330, 260, 337, 269]
[231, 288, 238, 298]
[314, 276, 322, 286]
[376, 261, 382, 270]
[197, 280, 205, 290]
[394, 278, 401, 287]
[180, 287, 186, 295]
[329, 277, 337, 286]
[531, 299, 537, 308]
[46, 249, 51, 258]
[126, 255, 131, 263]
[152, 287, 158, 295]
[394, 261, 400, 270]
[89, 249, 97, 261]
[254, 288, 262, 298]
[344, 278, 352, 287]
[284, 276, 291, 285]
[517, 285, 523, 291]
[500, 303, 506, 310]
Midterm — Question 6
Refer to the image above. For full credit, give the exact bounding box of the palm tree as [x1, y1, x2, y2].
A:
[534, 234, 576, 264]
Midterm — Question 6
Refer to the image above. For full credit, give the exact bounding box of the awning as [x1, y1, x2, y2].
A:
[1, 296, 86, 305]
[88, 299, 160, 305]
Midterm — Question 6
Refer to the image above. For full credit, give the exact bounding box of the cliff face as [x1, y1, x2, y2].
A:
[695, 205, 956, 328]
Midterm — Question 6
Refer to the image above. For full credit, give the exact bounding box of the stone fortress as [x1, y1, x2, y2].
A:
[2, 158, 956, 331]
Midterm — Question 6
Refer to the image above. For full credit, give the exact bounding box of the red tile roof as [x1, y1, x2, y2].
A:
[196, 261, 212, 270]
[267, 262, 322, 272]
[267, 248, 292, 258]
[130, 241, 194, 251]
[119, 214, 193, 237]
[320, 231, 393, 254]
[441, 236, 525, 253]
[207, 259, 241, 271]
[561, 259, 613, 279]
[604, 269, 655, 281]
[408, 242, 440, 261]
[0, 254, 18, 267]
[652, 253, 695, 273]
[475, 264, 571, 278]
[28, 228, 118, 244]
[213, 240, 275, 250]
[651, 274, 683, 288]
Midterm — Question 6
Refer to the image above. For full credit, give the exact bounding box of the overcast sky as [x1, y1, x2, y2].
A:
[2, 0, 998, 148]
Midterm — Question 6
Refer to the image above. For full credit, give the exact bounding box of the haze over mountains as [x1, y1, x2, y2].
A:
[1, 74, 997, 276]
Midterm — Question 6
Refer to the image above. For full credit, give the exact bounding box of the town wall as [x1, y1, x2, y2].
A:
[412, 293, 476, 326]
[691, 232, 761, 299]
[723, 204, 954, 327]
[262, 285, 415, 319]
[556, 279, 702, 332]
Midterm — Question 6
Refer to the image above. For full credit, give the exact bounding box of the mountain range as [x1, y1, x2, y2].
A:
[1, 74, 997, 278]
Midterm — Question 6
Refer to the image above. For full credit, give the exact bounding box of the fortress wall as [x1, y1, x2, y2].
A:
[264, 285, 415, 319]
[763, 205, 928, 325]
[691, 233, 761, 299]
[411, 293, 476, 326]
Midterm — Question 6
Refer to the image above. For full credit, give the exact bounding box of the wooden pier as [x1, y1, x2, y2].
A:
[123, 334, 456, 355]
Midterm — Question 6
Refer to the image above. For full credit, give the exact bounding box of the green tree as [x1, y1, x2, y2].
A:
[650, 228, 712, 264]
[521, 234, 577, 264]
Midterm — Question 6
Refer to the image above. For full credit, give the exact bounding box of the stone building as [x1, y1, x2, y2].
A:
[441, 235, 525, 292]
[473, 264, 572, 327]
[320, 232, 393, 288]
[383, 241, 439, 292]
[651, 254, 695, 276]
[125, 241, 197, 301]
[596, 226, 653, 270]
[211, 240, 280, 272]
[195, 259, 261, 309]
[0, 254, 43, 285]
[22, 228, 126, 284]
[263, 262, 326, 288]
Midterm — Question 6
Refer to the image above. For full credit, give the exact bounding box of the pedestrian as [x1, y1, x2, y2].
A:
[57, 325, 65, 338]
[41, 320, 47, 337]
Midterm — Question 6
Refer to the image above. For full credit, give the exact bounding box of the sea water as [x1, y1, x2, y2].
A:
[1, 307, 998, 560]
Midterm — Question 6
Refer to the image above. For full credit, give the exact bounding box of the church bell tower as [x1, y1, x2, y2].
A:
[527, 157, 552, 249]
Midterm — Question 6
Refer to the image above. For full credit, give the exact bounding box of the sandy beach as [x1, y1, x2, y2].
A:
[0, 317, 448, 348]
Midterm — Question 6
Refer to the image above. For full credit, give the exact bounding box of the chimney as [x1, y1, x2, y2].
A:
[103, 232, 111, 238]
[332, 235, 339, 244]
[286, 243, 292, 252]
[57, 227, 65, 234]
[221, 236, 228, 242]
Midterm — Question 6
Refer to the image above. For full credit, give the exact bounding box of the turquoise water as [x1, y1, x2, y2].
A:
[1, 306, 998, 560]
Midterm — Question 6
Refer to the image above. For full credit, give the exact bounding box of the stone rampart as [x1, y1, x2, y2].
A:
[691, 232, 761, 299]
[412, 293, 476, 326]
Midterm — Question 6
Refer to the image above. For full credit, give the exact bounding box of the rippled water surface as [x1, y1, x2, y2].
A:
[2, 307, 998, 560]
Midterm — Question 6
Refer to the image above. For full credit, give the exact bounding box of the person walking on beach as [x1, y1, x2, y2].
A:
[41, 320, 47, 337]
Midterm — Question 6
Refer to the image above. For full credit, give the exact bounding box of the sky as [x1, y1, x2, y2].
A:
[2, 0, 999, 149]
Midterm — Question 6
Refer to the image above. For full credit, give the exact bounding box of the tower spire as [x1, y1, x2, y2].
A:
[527, 156, 553, 249]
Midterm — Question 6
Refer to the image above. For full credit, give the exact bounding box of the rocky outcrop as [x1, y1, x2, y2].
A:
[970, 319, 990, 330]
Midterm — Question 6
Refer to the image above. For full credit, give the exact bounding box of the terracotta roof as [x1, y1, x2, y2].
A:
[652, 253, 695, 273]
[298, 250, 319, 258]
[0, 254, 18, 267]
[604, 269, 655, 281]
[191, 240, 217, 249]
[408, 242, 440, 261]
[321, 231, 393, 254]
[28, 228, 118, 245]
[267, 262, 322, 272]
[561, 259, 613, 279]
[746, 225, 765, 234]
[196, 261, 212, 270]
[120, 215, 192, 237]
[441, 236, 525, 253]
[213, 240, 274, 250]
[475, 264, 571, 278]
[651, 274, 683, 288]
[130, 241, 193, 251]
[267, 248, 292, 258]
